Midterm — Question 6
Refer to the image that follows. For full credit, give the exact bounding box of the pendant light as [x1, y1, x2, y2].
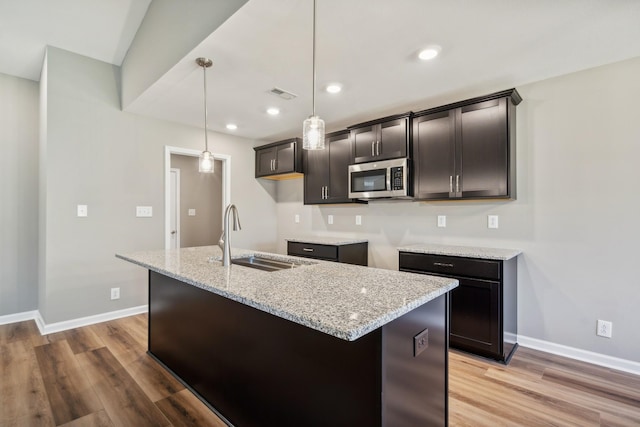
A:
[302, 0, 325, 150]
[196, 57, 215, 173]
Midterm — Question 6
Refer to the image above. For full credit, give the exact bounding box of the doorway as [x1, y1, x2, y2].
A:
[164, 146, 231, 250]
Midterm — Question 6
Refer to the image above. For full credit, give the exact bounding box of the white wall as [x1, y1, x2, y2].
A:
[275, 56, 640, 362]
[0, 72, 39, 316]
[40, 46, 277, 324]
[121, 0, 248, 109]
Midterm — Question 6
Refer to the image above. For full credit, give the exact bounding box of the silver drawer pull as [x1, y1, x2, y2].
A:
[303, 248, 314, 252]
[433, 262, 454, 268]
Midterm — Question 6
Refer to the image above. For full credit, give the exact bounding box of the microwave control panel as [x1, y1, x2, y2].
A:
[391, 166, 404, 190]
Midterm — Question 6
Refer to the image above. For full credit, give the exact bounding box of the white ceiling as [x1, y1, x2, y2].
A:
[0, 0, 151, 81]
[2, 0, 640, 142]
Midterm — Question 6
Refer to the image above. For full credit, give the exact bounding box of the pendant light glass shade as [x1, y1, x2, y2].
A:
[302, 0, 325, 150]
[199, 150, 214, 173]
[303, 115, 325, 150]
[196, 57, 215, 173]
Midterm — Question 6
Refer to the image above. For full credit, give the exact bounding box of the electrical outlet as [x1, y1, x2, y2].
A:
[355, 215, 362, 226]
[136, 206, 153, 217]
[414, 328, 429, 357]
[328, 215, 334, 225]
[488, 215, 499, 229]
[294, 214, 300, 223]
[437, 215, 446, 228]
[596, 320, 612, 338]
[77, 205, 88, 217]
[188, 209, 196, 216]
[110, 287, 120, 300]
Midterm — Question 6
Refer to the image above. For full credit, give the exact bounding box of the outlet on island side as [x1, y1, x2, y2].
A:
[110, 287, 120, 301]
[596, 319, 612, 338]
[414, 328, 429, 357]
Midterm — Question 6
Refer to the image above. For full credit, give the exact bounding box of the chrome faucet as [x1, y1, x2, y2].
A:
[219, 204, 241, 266]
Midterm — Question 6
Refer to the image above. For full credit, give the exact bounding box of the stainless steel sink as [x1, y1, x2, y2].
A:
[231, 255, 307, 272]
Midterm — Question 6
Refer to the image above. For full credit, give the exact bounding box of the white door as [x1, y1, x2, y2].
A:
[170, 168, 180, 249]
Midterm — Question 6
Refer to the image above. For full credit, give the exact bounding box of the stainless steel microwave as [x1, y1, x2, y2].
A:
[348, 158, 411, 199]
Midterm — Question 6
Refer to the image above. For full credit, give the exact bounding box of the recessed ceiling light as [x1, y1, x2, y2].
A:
[267, 107, 280, 116]
[226, 123, 238, 130]
[326, 84, 342, 94]
[418, 46, 441, 61]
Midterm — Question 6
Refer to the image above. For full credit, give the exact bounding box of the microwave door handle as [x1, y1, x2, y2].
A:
[387, 167, 392, 193]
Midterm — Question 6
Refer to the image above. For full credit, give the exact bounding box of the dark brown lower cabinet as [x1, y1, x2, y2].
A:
[399, 251, 518, 363]
[148, 271, 448, 426]
[287, 240, 368, 266]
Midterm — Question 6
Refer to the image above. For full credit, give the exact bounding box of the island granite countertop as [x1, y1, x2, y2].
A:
[398, 243, 522, 260]
[116, 246, 457, 341]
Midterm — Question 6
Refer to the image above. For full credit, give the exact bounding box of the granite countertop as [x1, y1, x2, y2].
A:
[286, 237, 368, 246]
[116, 246, 456, 342]
[398, 243, 522, 261]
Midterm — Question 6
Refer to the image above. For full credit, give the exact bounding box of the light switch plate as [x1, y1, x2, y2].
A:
[488, 215, 499, 229]
[188, 209, 196, 216]
[77, 205, 88, 217]
[328, 215, 334, 225]
[437, 215, 446, 228]
[136, 206, 153, 217]
[294, 214, 300, 223]
[355, 215, 362, 226]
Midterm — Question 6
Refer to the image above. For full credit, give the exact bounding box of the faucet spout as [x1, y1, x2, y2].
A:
[220, 204, 241, 266]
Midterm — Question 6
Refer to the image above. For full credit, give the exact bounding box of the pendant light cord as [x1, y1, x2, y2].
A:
[203, 63, 209, 152]
[312, 0, 317, 117]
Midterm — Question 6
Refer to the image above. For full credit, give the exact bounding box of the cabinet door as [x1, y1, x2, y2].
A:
[413, 111, 456, 200]
[449, 277, 500, 359]
[459, 98, 508, 198]
[378, 118, 407, 160]
[327, 132, 353, 203]
[303, 146, 329, 204]
[275, 141, 296, 173]
[256, 147, 277, 177]
[352, 126, 377, 163]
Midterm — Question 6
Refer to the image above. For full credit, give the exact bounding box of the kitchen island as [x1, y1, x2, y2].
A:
[117, 246, 457, 427]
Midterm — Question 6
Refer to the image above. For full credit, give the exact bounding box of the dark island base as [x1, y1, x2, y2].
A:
[148, 271, 448, 427]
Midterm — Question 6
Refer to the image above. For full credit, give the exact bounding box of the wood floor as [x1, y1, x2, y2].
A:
[1, 315, 639, 426]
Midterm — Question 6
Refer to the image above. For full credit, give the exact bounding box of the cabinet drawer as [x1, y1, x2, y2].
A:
[399, 252, 500, 281]
[288, 242, 338, 261]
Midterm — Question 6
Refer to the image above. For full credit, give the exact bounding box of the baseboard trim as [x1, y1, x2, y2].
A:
[34, 305, 149, 335]
[0, 310, 39, 326]
[518, 335, 640, 376]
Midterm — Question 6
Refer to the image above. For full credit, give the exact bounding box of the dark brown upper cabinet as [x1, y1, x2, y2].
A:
[303, 130, 355, 204]
[254, 138, 303, 179]
[413, 89, 521, 200]
[348, 113, 411, 163]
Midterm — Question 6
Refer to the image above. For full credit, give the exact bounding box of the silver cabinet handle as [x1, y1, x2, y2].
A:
[325, 186, 328, 199]
[376, 140, 380, 156]
[303, 248, 314, 252]
[371, 141, 375, 156]
[274, 158, 278, 171]
[433, 262, 454, 268]
[321, 186, 324, 199]
[449, 176, 453, 193]
[456, 175, 460, 193]
[270, 159, 274, 171]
